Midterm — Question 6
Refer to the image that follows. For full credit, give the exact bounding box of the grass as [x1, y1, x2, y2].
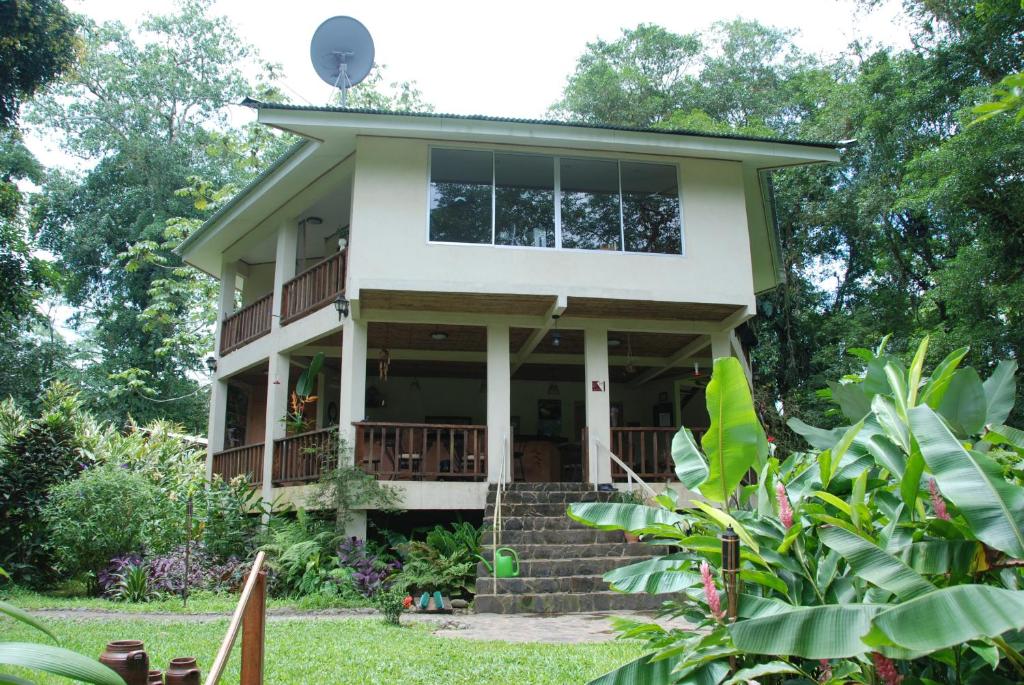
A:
[2, 589, 372, 614]
[1, 614, 646, 684]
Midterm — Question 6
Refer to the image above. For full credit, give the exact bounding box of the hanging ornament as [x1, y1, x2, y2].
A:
[624, 334, 636, 374]
[694, 361, 701, 377]
[378, 348, 391, 382]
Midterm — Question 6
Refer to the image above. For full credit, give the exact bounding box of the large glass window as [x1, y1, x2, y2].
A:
[495, 153, 555, 248]
[427, 148, 683, 255]
[621, 162, 682, 254]
[429, 149, 492, 244]
[559, 158, 622, 251]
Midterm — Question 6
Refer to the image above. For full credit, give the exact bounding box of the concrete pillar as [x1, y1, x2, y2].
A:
[486, 324, 511, 483]
[272, 221, 298, 329]
[338, 318, 368, 463]
[261, 351, 290, 506]
[207, 259, 237, 479]
[710, 331, 731, 361]
[345, 511, 368, 540]
[584, 326, 611, 485]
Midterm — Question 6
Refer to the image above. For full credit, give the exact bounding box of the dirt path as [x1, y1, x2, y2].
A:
[27, 607, 679, 644]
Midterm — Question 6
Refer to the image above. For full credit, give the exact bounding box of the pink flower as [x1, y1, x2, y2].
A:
[871, 652, 902, 685]
[929, 479, 951, 521]
[817, 659, 832, 683]
[699, 561, 724, 620]
[776, 481, 794, 529]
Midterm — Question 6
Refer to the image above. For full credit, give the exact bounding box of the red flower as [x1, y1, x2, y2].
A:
[402, 595, 413, 609]
[872, 652, 902, 684]
[766, 435, 776, 443]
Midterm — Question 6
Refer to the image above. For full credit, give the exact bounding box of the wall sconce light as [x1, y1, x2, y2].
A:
[334, 294, 350, 320]
[547, 383, 560, 396]
[205, 356, 217, 374]
[430, 331, 448, 341]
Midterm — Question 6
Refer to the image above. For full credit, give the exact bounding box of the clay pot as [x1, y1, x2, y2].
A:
[99, 640, 149, 685]
[148, 670, 164, 684]
[165, 657, 201, 685]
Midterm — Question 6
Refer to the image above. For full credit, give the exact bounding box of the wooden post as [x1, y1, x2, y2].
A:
[239, 570, 266, 685]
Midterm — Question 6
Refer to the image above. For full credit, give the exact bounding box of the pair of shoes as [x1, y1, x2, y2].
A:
[419, 592, 429, 610]
[418, 591, 445, 611]
[433, 591, 444, 611]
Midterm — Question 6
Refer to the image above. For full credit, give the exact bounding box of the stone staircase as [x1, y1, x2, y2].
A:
[474, 482, 670, 614]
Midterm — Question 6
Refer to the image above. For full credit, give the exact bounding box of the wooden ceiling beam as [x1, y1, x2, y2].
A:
[628, 335, 710, 387]
[511, 295, 567, 374]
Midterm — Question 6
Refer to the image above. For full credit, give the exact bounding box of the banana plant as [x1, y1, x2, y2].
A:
[570, 340, 1024, 685]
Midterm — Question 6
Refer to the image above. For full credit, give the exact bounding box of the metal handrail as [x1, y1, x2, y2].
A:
[596, 440, 658, 501]
[490, 428, 511, 595]
[204, 551, 266, 685]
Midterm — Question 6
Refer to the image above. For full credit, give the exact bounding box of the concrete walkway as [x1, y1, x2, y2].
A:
[28, 607, 687, 644]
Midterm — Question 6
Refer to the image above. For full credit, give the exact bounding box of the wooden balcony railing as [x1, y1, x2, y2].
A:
[212, 443, 265, 484]
[220, 293, 273, 355]
[281, 250, 346, 326]
[273, 427, 338, 485]
[610, 426, 708, 482]
[354, 421, 487, 481]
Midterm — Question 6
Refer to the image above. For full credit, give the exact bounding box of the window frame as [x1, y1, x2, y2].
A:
[426, 145, 686, 257]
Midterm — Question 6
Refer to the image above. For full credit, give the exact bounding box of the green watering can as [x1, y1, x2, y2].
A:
[477, 547, 520, 578]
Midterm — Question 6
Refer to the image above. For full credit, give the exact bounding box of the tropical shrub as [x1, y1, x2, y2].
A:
[394, 521, 482, 597]
[97, 554, 143, 596]
[0, 385, 89, 585]
[571, 341, 1024, 684]
[373, 584, 407, 626]
[262, 509, 342, 597]
[42, 464, 179, 581]
[336, 537, 400, 597]
[110, 563, 157, 603]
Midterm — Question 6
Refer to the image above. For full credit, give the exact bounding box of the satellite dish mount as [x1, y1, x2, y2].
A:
[310, 16, 375, 106]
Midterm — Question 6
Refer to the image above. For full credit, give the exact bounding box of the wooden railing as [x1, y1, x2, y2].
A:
[211, 443, 264, 484]
[273, 427, 337, 485]
[204, 551, 266, 685]
[354, 421, 487, 480]
[281, 250, 346, 325]
[610, 427, 708, 482]
[220, 293, 273, 355]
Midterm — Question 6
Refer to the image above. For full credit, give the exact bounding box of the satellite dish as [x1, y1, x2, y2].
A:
[309, 16, 375, 106]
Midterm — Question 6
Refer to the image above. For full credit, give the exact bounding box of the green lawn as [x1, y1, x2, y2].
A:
[1, 589, 371, 614]
[1, 615, 644, 684]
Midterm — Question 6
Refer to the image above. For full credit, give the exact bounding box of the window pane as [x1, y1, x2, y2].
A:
[621, 162, 681, 254]
[495, 154, 555, 248]
[429, 149, 492, 244]
[559, 158, 622, 250]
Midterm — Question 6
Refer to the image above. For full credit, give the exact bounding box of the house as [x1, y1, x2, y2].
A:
[177, 101, 841, 541]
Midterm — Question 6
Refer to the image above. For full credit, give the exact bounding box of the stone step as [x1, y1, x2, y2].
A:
[486, 528, 625, 545]
[485, 489, 613, 504]
[477, 555, 637, 579]
[483, 502, 577, 518]
[491, 482, 593, 492]
[474, 591, 673, 614]
[482, 515, 595, 532]
[477, 542, 654, 560]
[474, 574, 610, 595]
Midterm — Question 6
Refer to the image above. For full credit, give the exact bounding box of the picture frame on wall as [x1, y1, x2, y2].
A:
[653, 402, 674, 427]
[537, 399, 562, 438]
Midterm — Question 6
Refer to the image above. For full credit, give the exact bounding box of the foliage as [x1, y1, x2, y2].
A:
[394, 522, 482, 597]
[96, 554, 142, 597]
[314, 441, 403, 531]
[0, 385, 89, 585]
[0, 614, 645, 685]
[572, 349, 1024, 684]
[261, 509, 340, 597]
[110, 564, 156, 603]
[336, 537, 400, 597]
[42, 465, 180, 581]
[146, 544, 246, 595]
[0, 592, 126, 684]
[372, 584, 407, 626]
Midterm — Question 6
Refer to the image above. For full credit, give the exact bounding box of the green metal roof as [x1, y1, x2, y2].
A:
[242, 98, 847, 150]
[174, 138, 310, 257]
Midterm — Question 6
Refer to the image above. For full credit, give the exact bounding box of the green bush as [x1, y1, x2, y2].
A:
[394, 521, 482, 597]
[42, 464, 179, 581]
[0, 385, 89, 585]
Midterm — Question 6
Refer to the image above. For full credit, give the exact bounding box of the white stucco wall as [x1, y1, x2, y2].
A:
[348, 136, 756, 309]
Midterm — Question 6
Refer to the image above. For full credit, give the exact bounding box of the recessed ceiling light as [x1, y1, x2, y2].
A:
[608, 339, 622, 347]
[430, 331, 448, 341]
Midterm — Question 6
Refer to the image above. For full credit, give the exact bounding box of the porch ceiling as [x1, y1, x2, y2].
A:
[564, 297, 742, 321]
[361, 290, 556, 317]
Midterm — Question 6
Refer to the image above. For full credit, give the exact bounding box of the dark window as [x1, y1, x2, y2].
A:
[621, 162, 681, 254]
[429, 149, 492, 244]
[495, 153, 555, 248]
[559, 158, 622, 251]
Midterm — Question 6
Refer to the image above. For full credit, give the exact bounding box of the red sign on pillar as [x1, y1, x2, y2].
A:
[591, 380, 606, 392]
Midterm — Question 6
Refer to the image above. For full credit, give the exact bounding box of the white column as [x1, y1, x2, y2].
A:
[584, 326, 611, 485]
[207, 259, 237, 479]
[486, 324, 511, 483]
[338, 318, 368, 462]
[261, 351, 290, 505]
[272, 221, 298, 330]
[710, 330, 731, 361]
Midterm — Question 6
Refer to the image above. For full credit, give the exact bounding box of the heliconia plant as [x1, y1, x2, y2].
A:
[569, 339, 1024, 685]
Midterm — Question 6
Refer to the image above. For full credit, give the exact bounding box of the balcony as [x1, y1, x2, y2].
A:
[354, 421, 488, 481]
[218, 250, 347, 356]
[609, 426, 707, 482]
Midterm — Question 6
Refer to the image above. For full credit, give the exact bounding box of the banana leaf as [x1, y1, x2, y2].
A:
[700, 357, 766, 505]
[868, 585, 1024, 653]
[672, 427, 709, 491]
[937, 368, 987, 437]
[603, 555, 701, 594]
[0, 644, 126, 685]
[729, 603, 887, 659]
[819, 527, 935, 600]
[985, 424, 1024, 452]
[786, 418, 844, 451]
[899, 540, 981, 576]
[0, 601, 57, 642]
[722, 661, 799, 685]
[567, 502, 688, 533]
[906, 336, 929, 408]
[587, 652, 680, 685]
[983, 360, 1017, 428]
[909, 405, 1024, 558]
[920, 346, 970, 408]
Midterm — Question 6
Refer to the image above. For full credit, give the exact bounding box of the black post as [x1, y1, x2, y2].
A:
[721, 526, 740, 671]
[184, 496, 193, 607]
